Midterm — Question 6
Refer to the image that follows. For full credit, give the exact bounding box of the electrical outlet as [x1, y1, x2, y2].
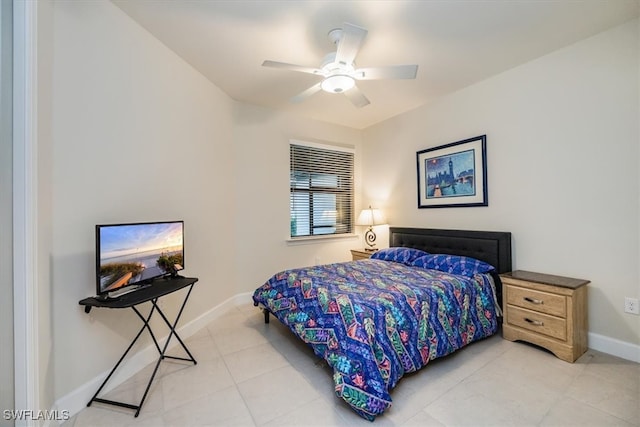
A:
[624, 297, 639, 315]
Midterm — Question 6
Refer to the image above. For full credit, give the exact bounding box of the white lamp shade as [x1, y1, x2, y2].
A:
[321, 75, 355, 93]
[356, 206, 386, 226]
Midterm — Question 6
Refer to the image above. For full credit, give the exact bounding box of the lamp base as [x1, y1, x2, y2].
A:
[364, 228, 377, 252]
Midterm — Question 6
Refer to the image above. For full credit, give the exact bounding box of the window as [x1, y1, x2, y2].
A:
[290, 141, 354, 238]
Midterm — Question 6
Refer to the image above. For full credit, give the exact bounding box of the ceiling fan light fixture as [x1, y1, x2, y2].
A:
[321, 75, 355, 93]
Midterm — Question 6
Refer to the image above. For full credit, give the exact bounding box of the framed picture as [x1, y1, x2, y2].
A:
[417, 135, 487, 208]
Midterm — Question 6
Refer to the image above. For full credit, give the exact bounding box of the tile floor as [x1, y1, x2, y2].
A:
[64, 302, 639, 426]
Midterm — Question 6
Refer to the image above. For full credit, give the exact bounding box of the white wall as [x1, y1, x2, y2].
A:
[37, 0, 55, 411]
[363, 19, 640, 347]
[49, 0, 236, 400]
[233, 103, 363, 293]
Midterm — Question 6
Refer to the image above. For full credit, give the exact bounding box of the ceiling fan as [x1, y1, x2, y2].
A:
[262, 22, 419, 108]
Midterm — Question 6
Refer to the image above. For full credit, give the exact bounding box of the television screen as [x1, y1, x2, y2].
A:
[96, 220, 184, 296]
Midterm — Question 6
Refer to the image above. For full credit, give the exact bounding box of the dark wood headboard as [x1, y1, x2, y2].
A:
[389, 227, 512, 304]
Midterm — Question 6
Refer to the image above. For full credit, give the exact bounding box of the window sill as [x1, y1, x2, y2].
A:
[286, 234, 359, 245]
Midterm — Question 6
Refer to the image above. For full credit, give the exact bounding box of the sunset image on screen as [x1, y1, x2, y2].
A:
[98, 222, 183, 292]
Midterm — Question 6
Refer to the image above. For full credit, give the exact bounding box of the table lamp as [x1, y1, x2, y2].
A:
[356, 205, 386, 251]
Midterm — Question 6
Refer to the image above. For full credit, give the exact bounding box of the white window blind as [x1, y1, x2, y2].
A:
[290, 141, 354, 238]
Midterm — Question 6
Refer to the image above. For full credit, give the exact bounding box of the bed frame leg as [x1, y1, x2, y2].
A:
[263, 309, 270, 324]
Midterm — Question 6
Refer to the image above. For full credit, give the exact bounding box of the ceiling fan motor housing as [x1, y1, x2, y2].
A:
[321, 52, 354, 72]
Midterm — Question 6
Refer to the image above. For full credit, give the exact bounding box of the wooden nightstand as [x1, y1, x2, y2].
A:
[501, 270, 589, 363]
[351, 249, 376, 261]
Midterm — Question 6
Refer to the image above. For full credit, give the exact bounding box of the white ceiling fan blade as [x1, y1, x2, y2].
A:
[291, 82, 323, 103]
[335, 23, 367, 66]
[262, 60, 323, 75]
[343, 85, 370, 108]
[354, 65, 419, 80]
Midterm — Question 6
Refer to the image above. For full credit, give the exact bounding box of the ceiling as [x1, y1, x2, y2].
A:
[113, 0, 638, 130]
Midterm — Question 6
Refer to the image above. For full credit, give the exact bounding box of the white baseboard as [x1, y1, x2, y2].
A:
[588, 332, 640, 363]
[50, 292, 253, 425]
[49, 293, 639, 425]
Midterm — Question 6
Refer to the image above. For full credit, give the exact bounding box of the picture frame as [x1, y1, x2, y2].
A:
[416, 135, 487, 208]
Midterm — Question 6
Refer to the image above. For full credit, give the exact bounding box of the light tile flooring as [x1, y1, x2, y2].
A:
[65, 302, 639, 426]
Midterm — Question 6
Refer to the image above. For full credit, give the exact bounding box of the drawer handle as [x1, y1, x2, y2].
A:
[524, 317, 544, 326]
[524, 296, 543, 305]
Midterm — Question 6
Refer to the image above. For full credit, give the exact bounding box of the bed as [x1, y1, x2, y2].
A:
[252, 227, 512, 421]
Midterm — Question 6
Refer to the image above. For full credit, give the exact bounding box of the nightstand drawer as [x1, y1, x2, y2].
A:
[506, 285, 566, 317]
[506, 305, 567, 341]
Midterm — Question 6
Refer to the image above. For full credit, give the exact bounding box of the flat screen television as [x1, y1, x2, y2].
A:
[96, 220, 184, 297]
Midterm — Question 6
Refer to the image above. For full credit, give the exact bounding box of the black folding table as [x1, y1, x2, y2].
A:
[79, 276, 198, 417]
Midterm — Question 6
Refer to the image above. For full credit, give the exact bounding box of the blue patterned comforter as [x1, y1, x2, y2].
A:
[252, 259, 499, 420]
